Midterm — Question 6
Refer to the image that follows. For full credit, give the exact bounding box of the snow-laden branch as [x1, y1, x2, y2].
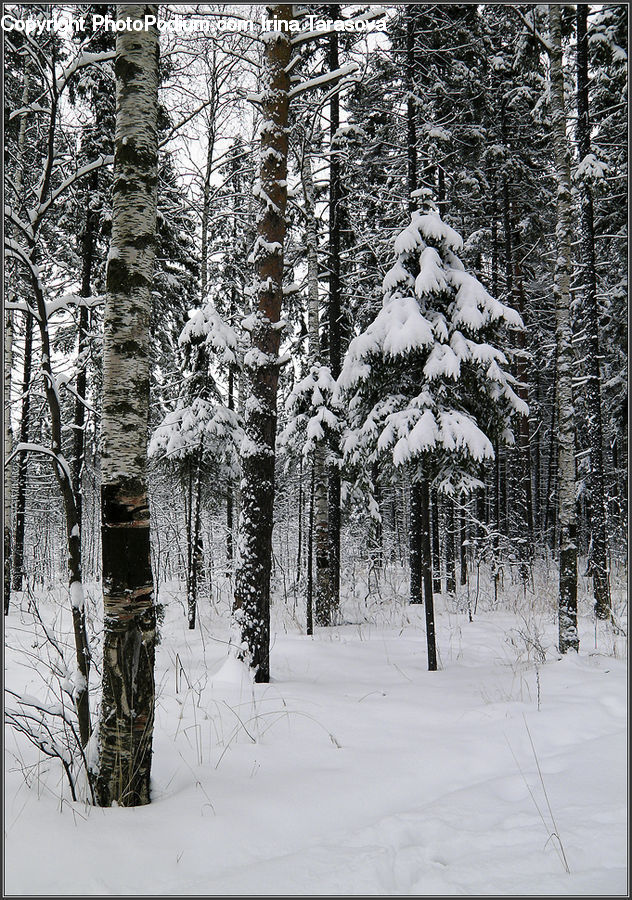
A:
[289, 8, 388, 48]
[55, 50, 116, 94]
[34, 155, 113, 226]
[8, 102, 48, 121]
[512, 7, 552, 55]
[288, 63, 359, 100]
[4, 205, 33, 240]
[45, 292, 105, 317]
[4, 443, 72, 485]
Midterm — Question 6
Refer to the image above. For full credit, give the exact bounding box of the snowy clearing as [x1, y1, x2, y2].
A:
[4, 574, 627, 896]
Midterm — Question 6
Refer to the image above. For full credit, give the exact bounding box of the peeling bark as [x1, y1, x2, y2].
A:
[97, 5, 159, 806]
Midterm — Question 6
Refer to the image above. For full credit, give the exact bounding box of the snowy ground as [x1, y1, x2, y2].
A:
[4, 568, 628, 896]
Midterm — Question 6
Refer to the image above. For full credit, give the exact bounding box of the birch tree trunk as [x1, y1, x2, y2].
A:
[96, 5, 159, 806]
[576, 4, 611, 621]
[233, 5, 291, 683]
[549, 5, 579, 653]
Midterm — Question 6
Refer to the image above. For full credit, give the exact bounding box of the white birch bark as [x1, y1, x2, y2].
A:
[97, 4, 159, 807]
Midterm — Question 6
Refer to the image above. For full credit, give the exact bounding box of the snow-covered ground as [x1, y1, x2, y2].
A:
[4, 570, 627, 895]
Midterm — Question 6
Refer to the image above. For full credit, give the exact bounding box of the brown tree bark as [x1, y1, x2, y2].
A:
[549, 4, 579, 653]
[233, 5, 292, 682]
[576, 4, 611, 621]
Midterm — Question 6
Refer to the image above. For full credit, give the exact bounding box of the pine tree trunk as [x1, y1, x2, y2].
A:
[6, 57, 32, 608]
[12, 311, 33, 592]
[576, 4, 611, 621]
[445, 498, 456, 594]
[4, 303, 13, 614]
[301, 145, 330, 626]
[514, 267, 534, 560]
[200, 139, 214, 301]
[327, 4, 342, 625]
[189, 448, 203, 630]
[306, 465, 314, 635]
[409, 482, 422, 603]
[549, 4, 579, 653]
[96, 5, 160, 806]
[421, 478, 437, 671]
[431, 488, 441, 593]
[406, 6, 417, 213]
[73, 171, 97, 578]
[226, 364, 234, 566]
[233, 5, 291, 682]
[459, 503, 468, 586]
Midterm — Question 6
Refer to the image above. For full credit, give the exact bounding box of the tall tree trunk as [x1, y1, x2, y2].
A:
[188, 447, 204, 630]
[96, 5, 160, 806]
[200, 112, 216, 301]
[549, 5, 579, 653]
[4, 299, 12, 613]
[301, 144, 330, 626]
[445, 498, 456, 594]
[406, 6, 417, 212]
[11, 311, 33, 593]
[421, 478, 437, 671]
[459, 502, 468, 587]
[233, 5, 291, 682]
[431, 488, 441, 593]
[226, 363, 234, 566]
[327, 3, 342, 625]
[576, 4, 611, 621]
[306, 464, 314, 635]
[73, 171, 98, 577]
[6, 57, 33, 608]
[410, 482, 422, 603]
[514, 266, 534, 559]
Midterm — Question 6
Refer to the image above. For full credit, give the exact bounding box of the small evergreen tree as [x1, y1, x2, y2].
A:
[339, 196, 527, 668]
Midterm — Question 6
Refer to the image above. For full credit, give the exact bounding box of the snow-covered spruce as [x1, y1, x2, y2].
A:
[151, 301, 243, 629]
[281, 364, 342, 461]
[339, 200, 527, 496]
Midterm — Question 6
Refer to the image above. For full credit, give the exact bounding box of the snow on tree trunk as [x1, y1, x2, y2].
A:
[576, 4, 611, 622]
[420, 477, 437, 671]
[431, 489, 441, 593]
[409, 482, 422, 604]
[549, 4, 579, 653]
[4, 61, 31, 611]
[96, 5, 159, 806]
[3, 298, 12, 614]
[327, 5, 342, 625]
[445, 499, 456, 595]
[300, 145, 331, 626]
[233, 5, 291, 682]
